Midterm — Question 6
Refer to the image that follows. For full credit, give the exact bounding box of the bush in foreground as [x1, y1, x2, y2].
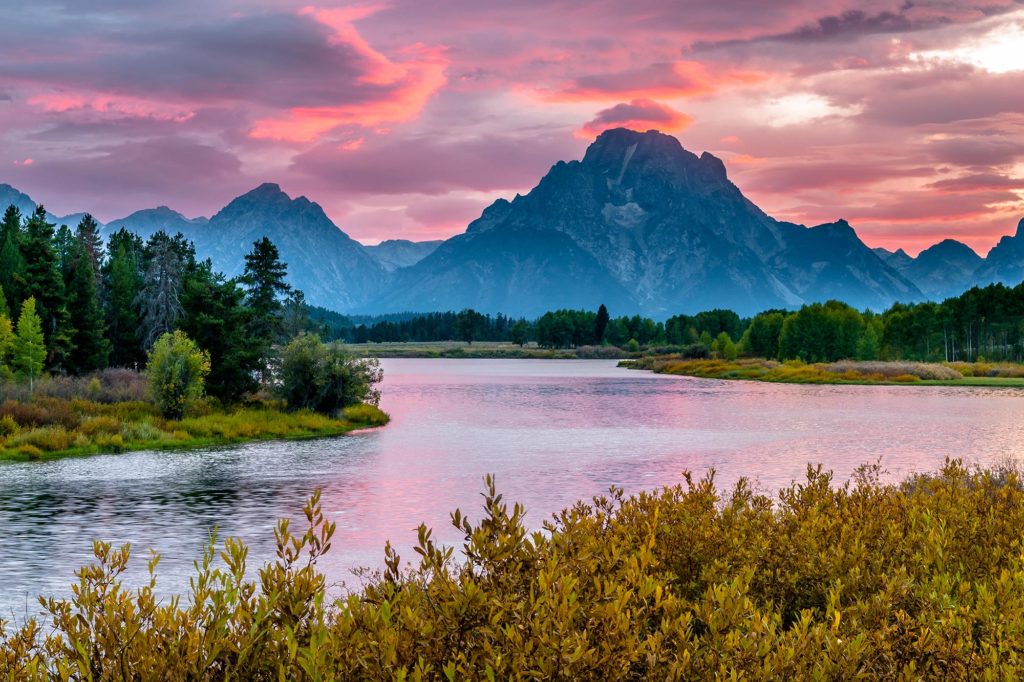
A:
[4, 460, 1024, 678]
[147, 331, 210, 419]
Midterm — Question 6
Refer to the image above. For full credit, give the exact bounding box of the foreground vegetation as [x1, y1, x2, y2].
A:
[0, 368, 388, 462]
[0, 204, 389, 461]
[4, 460, 1024, 677]
[624, 356, 1024, 387]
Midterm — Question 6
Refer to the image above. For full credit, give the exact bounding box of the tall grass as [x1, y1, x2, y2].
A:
[0, 388, 389, 461]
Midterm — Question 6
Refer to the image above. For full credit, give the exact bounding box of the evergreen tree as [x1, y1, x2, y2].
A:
[594, 304, 610, 344]
[179, 262, 261, 402]
[0, 283, 8, 319]
[21, 206, 73, 370]
[54, 224, 76, 279]
[14, 297, 46, 390]
[0, 205, 27, 315]
[138, 232, 184, 348]
[74, 214, 104, 277]
[102, 231, 145, 367]
[65, 240, 111, 373]
[241, 237, 290, 344]
[281, 289, 310, 340]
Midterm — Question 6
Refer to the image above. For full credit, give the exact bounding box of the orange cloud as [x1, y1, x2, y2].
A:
[545, 60, 765, 102]
[577, 98, 693, 138]
[28, 93, 194, 122]
[250, 8, 447, 142]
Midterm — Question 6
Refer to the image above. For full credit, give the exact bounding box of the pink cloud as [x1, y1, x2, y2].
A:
[577, 98, 693, 137]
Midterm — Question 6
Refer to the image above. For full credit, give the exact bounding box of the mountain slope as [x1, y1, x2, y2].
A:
[198, 184, 386, 310]
[903, 239, 982, 299]
[366, 239, 442, 271]
[385, 128, 923, 316]
[373, 227, 636, 317]
[105, 206, 207, 241]
[975, 219, 1024, 288]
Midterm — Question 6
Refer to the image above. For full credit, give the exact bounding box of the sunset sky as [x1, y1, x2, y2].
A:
[2, 0, 1023, 255]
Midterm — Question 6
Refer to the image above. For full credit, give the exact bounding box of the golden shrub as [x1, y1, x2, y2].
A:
[5, 461, 1024, 678]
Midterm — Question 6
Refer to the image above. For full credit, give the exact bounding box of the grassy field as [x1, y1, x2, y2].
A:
[341, 340, 629, 359]
[623, 356, 1024, 387]
[0, 399, 389, 463]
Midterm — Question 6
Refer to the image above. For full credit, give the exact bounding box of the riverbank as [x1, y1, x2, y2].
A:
[622, 356, 1024, 387]
[0, 398, 389, 462]
[343, 340, 630, 359]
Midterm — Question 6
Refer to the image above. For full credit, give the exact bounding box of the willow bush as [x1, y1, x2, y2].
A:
[5, 460, 1024, 679]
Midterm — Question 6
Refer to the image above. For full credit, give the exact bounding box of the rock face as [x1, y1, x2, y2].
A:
[365, 239, 443, 271]
[372, 129, 923, 316]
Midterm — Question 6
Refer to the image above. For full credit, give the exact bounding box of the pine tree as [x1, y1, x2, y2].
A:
[179, 262, 261, 402]
[65, 239, 111, 373]
[104, 241, 144, 367]
[241, 237, 290, 344]
[74, 214, 103, 277]
[595, 304, 610, 344]
[21, 206, 73, 370]
[0, 283, 8, 319]
[14, 297, 46, 391]
[138, 232, 184, 348]
[54, 224, 76, 280]
[0, 205, 27, 315]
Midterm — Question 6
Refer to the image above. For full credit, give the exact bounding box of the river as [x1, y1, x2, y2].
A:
[1, 358, 1022, 617]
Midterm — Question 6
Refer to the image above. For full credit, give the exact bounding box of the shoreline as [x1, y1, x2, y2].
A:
[621, 357, 1024, 388]
[0, 404, 389, 463]
[342, 341, 631, 360]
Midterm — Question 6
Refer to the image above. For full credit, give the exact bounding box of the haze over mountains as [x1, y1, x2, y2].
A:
[4, 128, 1024, 317]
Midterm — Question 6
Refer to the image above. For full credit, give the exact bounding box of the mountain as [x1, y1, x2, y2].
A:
[365, 239, 442, 271]
[194, 183, 386, 310]
[0, 183, 38, 217]
[975, 219, 1024, 288]
[373, 226, 636, 317]
[0, 184, 99, 229]
[895, 239, 982, 299]
[105, 206, 208, 241]
[371, 129, 923, 316]
[873, 247, 913, 269]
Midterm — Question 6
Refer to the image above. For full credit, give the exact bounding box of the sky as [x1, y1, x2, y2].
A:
[2, 0, 1023, 255]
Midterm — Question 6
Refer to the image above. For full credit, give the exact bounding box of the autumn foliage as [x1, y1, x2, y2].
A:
[4, 460, 1024, 678]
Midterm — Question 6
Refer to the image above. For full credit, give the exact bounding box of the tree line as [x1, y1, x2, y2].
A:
[327, 284, 1024, 364]
[0, 204, 378, 413]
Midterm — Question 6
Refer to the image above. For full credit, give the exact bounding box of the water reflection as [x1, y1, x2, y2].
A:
[1, 358, 1023, 616]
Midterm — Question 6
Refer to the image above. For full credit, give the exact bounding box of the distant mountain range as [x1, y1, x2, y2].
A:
[3, 128, 1024, 317]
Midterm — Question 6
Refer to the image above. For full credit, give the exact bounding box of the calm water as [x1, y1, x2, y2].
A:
[2, 358, 1024, 618]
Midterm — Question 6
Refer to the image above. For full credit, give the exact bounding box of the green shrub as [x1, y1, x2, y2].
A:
[146, 331, 210, 418]
[277, 334, 382, 414]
